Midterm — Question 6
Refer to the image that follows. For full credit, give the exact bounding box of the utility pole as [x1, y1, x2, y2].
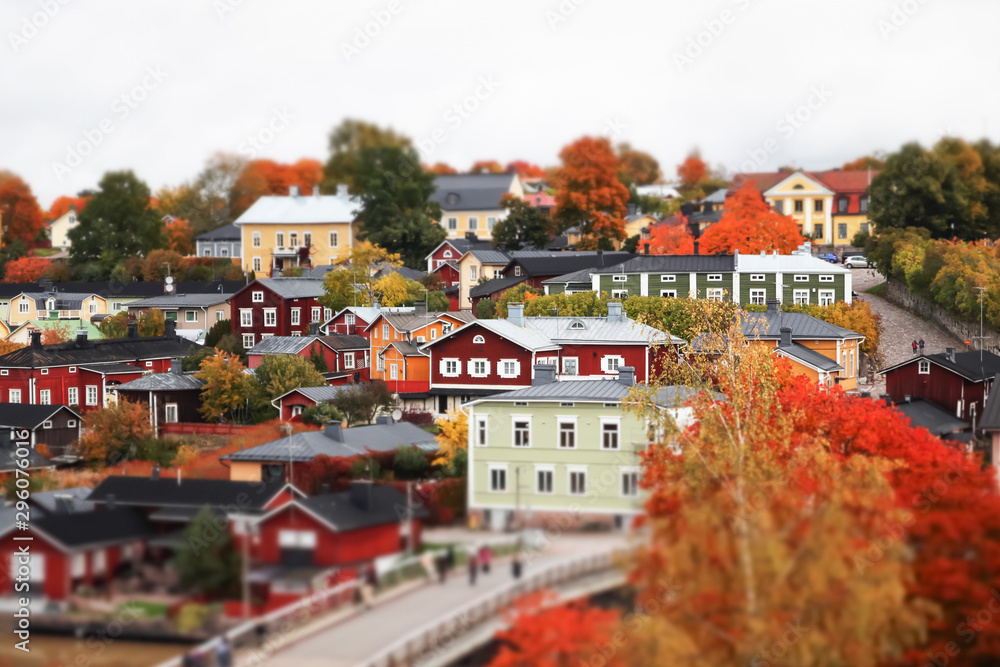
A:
[405, 481, 413, 555]
[975, 286, 987, 362]
[241, 518, 251, 619]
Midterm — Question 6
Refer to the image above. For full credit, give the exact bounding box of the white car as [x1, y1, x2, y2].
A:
[844, 256, 871, 269]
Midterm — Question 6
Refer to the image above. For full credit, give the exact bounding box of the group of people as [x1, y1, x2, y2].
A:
[422, 544, 504, 586]
[181, 636, 231, 667]
[912, 338, 926, 355]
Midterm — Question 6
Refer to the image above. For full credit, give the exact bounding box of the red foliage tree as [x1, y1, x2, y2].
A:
[425, 162, 458, 175]
[3, 256, 51, 282]
[506, 161, 546, 179]
[648, 217, 695, 255]
[677, 152, 708, 189]
[0, 175, 45, 244]
[230, 159, 324, 217]
[553, 137, 629, 249]
[164, 217, 194, 255]
[469, 160, 505, 174]
[698, 181, 805, 254]
[47, 195, 88, 220]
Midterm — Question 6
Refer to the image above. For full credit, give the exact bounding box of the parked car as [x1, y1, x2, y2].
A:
[816, 252, 839, 263]
[844, 255, 871, 269]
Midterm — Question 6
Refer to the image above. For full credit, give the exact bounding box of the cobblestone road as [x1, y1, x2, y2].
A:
[851, 267, 964, 395]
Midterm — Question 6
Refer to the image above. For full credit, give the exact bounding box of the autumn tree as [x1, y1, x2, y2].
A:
[319, 242, 409, 311]
[425, 162, 458, 175]
[163, 217, 194, 255]
[491, 195, 555, 251]
[647, 218, 695, 255]
[506, 161, 546, 179]
[495, 284, 543, 318]
[0, 340, 25, 358]
[76, 400, 154, 464]
[142, 249, 185, 281]
[156, 153, 243, 235]
[433, 409, 467, 476]
[553, 137, 629, 250]
[0, 173, 45, 244]
[698, 181, 805, 254]
[196, 350, 251, 423]
[47, 195, 88, 220]
[617, 143, 661, 186]
[469, 160, 504, 174]
[676, 150, 708, 190]
[331, 381, 394, 426]
[249, 354, 327, 418]
[3, 256, 52, 282]
[322, 119, 412, 194]
[842, 154, 885, 171]
[40, 322, 75, 345]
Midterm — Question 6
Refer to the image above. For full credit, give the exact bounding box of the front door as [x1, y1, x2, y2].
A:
[438, 395, 448, 414]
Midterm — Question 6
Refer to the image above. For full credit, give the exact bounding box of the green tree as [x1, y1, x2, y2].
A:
[523, 291, 608, 317]
[318, 242, 404, 312]
[426, 290, 449, 312]
[175, 506, 241, 599]
[309, 346, 329, 373]
[322, 119, 412, 194]
[332, 381, 394, 425]
[394, 445, 429, 480]
[204, 319, 231, 348]
[353, 145, 446, 267]
[301, 402, 344, 426]
[68, 171, 163, 272]
[476, 299, 497, 319]
[495, 284, 543, 318]
[250, 354, 327, 417]
[491, 195, 555, 251]
[617, 142, 661, 186]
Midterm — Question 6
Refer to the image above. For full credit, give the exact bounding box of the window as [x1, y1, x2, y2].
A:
[289, 232, 298, 247]
[568, 469, 587, 496]
[750, 274, 766, 282]
[562, 357, 578, 376]
[263, 309, 276, 326]
[814, 199, 824, 213]
[39, 390, 51, 405]
[706, 288, 723, 301]
[71, 553, 85, 578]
[252, 291, 264, 302]
[818, 290, 835, 306]
[382, 324, 390, 339]
[329, 231, 339, 247]
[813, 224, 823, 239]
[475, 415, 488, 446]
[468, 217, 479, 230]
[345, 313, 355, 325]
[216, 310, 225, 322]
[819, 275, 834, 282]
[339, 352, 353, 370]
[275, 232, 284, 248]
[660, 275, 676, 282]
[493, 269, 503, 279]
[0, 370, 7, 376]
[860, 222, 870, 235]
[67, 387, 78, 405]
[8, 390, 20, 404]
[253, 256, 261, 272]
[185, 311, 198, 323]
[86, 386, 98, 406]
[793, 290, 809, 305]
[536, 467, 554, 494]
[469, 359, 489, 377]
[324, 308, 332, 321]
[252, 231, 261, 247]
[487, 216, 497, 230]
[558, 419, 576, 449]
[612, 275, 627, 283]
[601, 418, 620, 450]
[291, 308, 300, 325]
[860, 196, 869, 213]
[164, 404, 178, 423]
[291, 331, 301, 337]
[389, 364, 398, 380]
[221, 247, 229, 258]
[749, 289, 766, 305]
[473, 335, 485, 344]
[774, 200, 784, 214]
[442, 323, 453, 335]
[431, 328, 438, 340]
[311, 307, 321, 323]
[243, 334, 255, 349]
[918, 360, 930, 374]
[837, 196, 849, 213]
[145, 361, 154, 368]
[441, 358, 460, 377]
[794, 199, 804, 213]
[499, 359, 520, 378]
[93, 550, 106, 575]
[470, 266, 477, 281]
[602, 355, 623, 373]
[793, 275, 809, 282]
[489, 465, 507, 492]
[40, 368, 48, 376]
[660, 290, 677, 298]
[67, 419, 77, 428]
[376, 355, 385, 372]
[622, 469, 639, 497]
[443, 250, 453, 258]
[18, 300, 28, 314]
[513, 417, 531, 447]
[514, 266, 521, 277]
[707, 274, 722, 282]
[611, 289, 629, 299]
[112, 302, 122, 312]
[278, 530, 317, 549]
[838, 223, 848, 239]
[447, 217, 458, 230]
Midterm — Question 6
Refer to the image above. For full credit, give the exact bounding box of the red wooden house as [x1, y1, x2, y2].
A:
[424, 234, 493, 272]
[231, 278, 331, 350]
[880, 348, 1000, 422]
[246, 334, 369, 384]
[321, 306, 415, 339]
[0, 323, 194, 410]
[272, 386, 340, 421]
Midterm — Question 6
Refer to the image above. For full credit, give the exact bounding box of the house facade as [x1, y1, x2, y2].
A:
[880, 350, 1000, 422]
[48, 206, 80, 251]
[0, 403, 82, 458]
[230, 278, 330, 350]
[321, 306, 415, 339]
[246, 334, 369, 384]
[195, 223, 242, 259]
[430, 173, 522, 241]
[114, 366, 206, 435]
[8, 291, 108, 326]
[425, 234, 494, 272]
[127, 293, 234, 342]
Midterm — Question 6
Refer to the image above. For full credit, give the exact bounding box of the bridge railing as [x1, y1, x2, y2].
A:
[362, 548, 623, 667]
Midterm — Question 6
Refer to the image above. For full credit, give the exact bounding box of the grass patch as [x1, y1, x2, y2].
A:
[865, 282, 887, 297]
[33, 248, 61, 257]
[118, 601, 168, 618]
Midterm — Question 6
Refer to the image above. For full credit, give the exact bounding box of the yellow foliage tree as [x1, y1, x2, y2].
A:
[433, 409, 467, 468]
[76, 400, 153, 464]
[195, 350, 251, 423]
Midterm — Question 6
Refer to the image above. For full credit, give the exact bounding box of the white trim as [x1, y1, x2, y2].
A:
[468, 358, 490, 378]
[660, 274, 676, 282]
[498, 358, 521, 379]
[511, 414, 532, 448]
[600, 416, 621, 450]
[556, 415, 578, 449]
[567, 466, 587, 496]
[535, 464, 555, 495]
[620, 466, 640, 498]
[475, 415, 489, 447]
[488, 463, 508, 493]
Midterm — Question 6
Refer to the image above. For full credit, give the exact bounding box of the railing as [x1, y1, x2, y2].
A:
[152, 578, 359, 667]
[362, 549, 622, 667]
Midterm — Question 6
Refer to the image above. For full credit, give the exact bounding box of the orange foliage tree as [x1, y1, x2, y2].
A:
[47, 195, 89, 220]
[506, 161, 546, 179]
[469, 160, 505, 174]
[164, 217, 194, 255]
[76, 400, 153, 464]
[40, 322, 75, 345]
[698, 181, 805, 254]
[0, 340, 25, 357]
[0, 174, 45, 244]
[647, 218, 695, 255]
[553, 137, 629, 249]
[230, 158, 324, 218]
[677, 151, 708, 189]
[425, 162, 458, 175]
[3, 256, 52, 282]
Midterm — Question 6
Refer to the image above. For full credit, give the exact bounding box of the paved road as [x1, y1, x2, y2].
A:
[260, 532, 625, 667]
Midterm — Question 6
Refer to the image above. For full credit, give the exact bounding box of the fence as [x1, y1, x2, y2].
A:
[160, 422, 251, 437]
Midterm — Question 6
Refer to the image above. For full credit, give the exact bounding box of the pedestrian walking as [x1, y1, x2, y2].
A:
[468, 554, 478, 586]
[215, 637, 232, 667]
[420, 550, 434, 580]
[445, 545, 455, 571]
[478, 544, 492, 574]
[435, 554, 447, 584]
[912, 340, 918, 355]
[919, 338, 925, 354]
[360, 565, 376, 609]
[512, 553, 523, 579]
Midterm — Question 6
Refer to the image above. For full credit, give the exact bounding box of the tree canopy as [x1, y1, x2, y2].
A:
[553, 136, 629, 249]
[490, 195, 555, 251]
[322, 119, 412, 194]
[0, 173, 45, 244]
[699, 181, 805, 255]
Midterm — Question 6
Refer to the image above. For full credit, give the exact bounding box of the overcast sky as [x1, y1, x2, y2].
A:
[3, 0, 999, 209]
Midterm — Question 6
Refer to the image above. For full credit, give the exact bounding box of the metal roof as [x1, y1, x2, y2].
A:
[879, 350, 1000, 383]
[468, 380, 699, 407]
[384, 340, 427, 357]
[592, 255, 736, 274]
[741, 311, 863, 340]
[430, 173, 516, 211]
[735, 253, 851, 274]
[222, 422, 438, 463]
[468, 249, 511, 264]
[0, 403, 80, 429]
[79, 362, 149, 374]
[253, 278, 326, 299]
[507, 252, 637, 278]
[469, 275, 527, 298]
[195, 223, 240, 241]
[896, 399, 969, 436]
[128, 293, 235, 309]
[234, 193, 360, 225]
[294, 486, 429, 532]
[115, 373, 205, 392]
[0, 334, 196, 369]
[31, 487, 95, 515]
[524, 316, 683, 345]
[775, 342, 843, 372]
[980, 374, 1000, 430]
[248, 336, 317, 355]
[88, 476, 291, 510]
[465, 319, 561, 352]
[319, 334, 369, 350]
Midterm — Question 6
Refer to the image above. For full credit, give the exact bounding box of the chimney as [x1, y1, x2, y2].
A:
[465, 231, 478, 241]
[309, 322, 319, 336]
[597, 249, 604, 267]
[532, 363, 557, 385]
[508, 303, 524, 327]
[289, 185, 300, 197]
[314, 184, 321, 198]
[106, 494, 116, 511]
[324, 420, 344, 442]
[946, 347, 956, 363]
[680, 203, 694, 216]
[375, 415, 392, 425]
[164, 319, 176, 337]
[29, 330, 42, 349]
[766, 300, 780, 313]
[170, 359, 182, 375]
[617, 366, 636, 387]
[76, 328, 88, 346]
[349, 480, 374, 511]
[779, 326, 792, 348]
[151, 464, 160, 480]
[413, 301, 426, 315]
[127, 322, 138, 338]
[337, 184, 348, 197]
[693, 240, 699, 255]
[627, 203, 637, 216]
[607, 301, 623, 323]
[644, 244, 650, 255]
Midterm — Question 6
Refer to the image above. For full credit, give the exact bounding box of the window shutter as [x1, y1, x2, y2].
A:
[514, 361, 521, 377]
[467, 360, 475, 375]
[439, 359, 448, 376]
[601, 355, 609, 372]
[482, 361, 491, 376]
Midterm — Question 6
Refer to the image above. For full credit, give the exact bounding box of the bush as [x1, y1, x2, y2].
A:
[301, 402, 344, 426]
[204, 319, 231, 348]
[398, 408, 434, 426]
[394, 445, 429, 480]
[476, 299, 497, 319]
[350, 457, 381, 480]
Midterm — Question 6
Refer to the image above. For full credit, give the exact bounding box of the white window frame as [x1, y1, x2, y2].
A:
[263, 308, 277, 327]
[819, 275, 835, 283]
[498, 359, 520, 378]
[557, 416, 577, 449]
[0, 370, 6, 376]
[749, 289, 766, 305]
[345, 313, 355, 325]
[389, 364, 398, 380]
[71, 553, 85, 578]
[611, 289, 628, 299]
[69, 366, 76, 373]
[468, 216, 479, 230]
[750, 274, 766, 282]
[164, 403, 179, 423]
[660, 290, 677, 298]
[252, 291, 264, 303]
[382, 324, 390, 339]
[67, 419, 77, 428]
[278, 530, 317, 549]
[514, 266, 521, 277]
[440, 358, 460, 377]
[344, 352, 354, 369]
[918, 359, 930, 374]
[290, 308, 301, 326]
[470, 266, 477, 281]
[252, 231, 261, 248]
[601, 417, 621, 450]
[329, 231, 340, 248]
[561, 357, 578, 376]
[93, 549, 106, 575]
[252, 256, 262, 272]
[242, 334, 255, 349]
[473, 335, 486, 344]
[85, 386, 98, 406]
[324, 308, 332, 321]
[67, 387, 78, 405]
[475, 415, 489, 447]
[468, 359, 490, 378]
[488, 464, 508, 493]
[818, 290, 835, 306]
[275, 231, 284, 248]
[602, 355, 624, 374]
[706, 274, 722, 282]
[185, 310, 198, 323]
[311, 307, 321, 323]
[612, 275, 627, 283]
[376, 355, 385, 372]
[512, 415, 532, 448]
[793, 275, 809, 282]
[536, 465, 555, 495]
[660, 275, 676, 282]
[793, 289, 810, 306]
[40, 368, 48, 376]
[39, 389, 51, 405]
[18, 300, 29, 314]
[621, 467, 640, 497]
[568, 467, 587, 496]
[8, 389, 20, 404]
[487, 216, 497, 230]
[446, 217, 458, 230]
[706, 288, 723, 302]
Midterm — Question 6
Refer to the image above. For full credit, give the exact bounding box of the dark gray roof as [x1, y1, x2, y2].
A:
[426, 236, 494, 260]
[896, 400, 969, 436]
[470, 275, 528, 298]
[383, 340, 427, 357]
[542, 266, 605, 286]
[222, 422, 438, 463]
[430, 173, 516, 211]
[196, 223, 240, 241]
[28, 292, 94, 309]
[0, 403, 80, 429]
[880, 351, 1000, 383]
[127, 293, 235, 308]
[0, 446, 51, 473]
[776, 342, 842, 372]
[115, 373, 205, 392]
[741, 311, 863, 340]
[592, 255, 735, 274]
[373, 265, 426, 282]
[506, 253, 637, 279]
[276, 385, 341, 404]
[0, 281, 245, 300]
[293, 486, 429, 532]
[79, 362, 149, 374]
[468, 249, 512, 264]
[319, 335, 369, 351]
[980, 374, 1000, 431]
[699, 189, 728, 205]
[31, 487, 95, 515]
[375, 312, 457, 334]
[469, 380, 699, 407]
[35, 506, 153, 549]
[252, 278, 326, 299]
[88, 476, 290, 510]
[0, 335, 197, 369]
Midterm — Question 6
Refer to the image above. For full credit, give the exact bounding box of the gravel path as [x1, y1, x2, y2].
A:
[851, 268, 965, 395]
